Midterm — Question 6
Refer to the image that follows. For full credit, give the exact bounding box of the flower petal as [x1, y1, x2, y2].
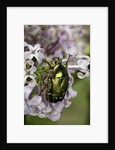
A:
[33, 44, 41, 50]
[65, 47, 79, 56]
[48, 110, 61, 121]
[37, 101, 47, 111]
[53, 49, 63, 58]
[39, 102, 47, 109]
[24, 42, 34, 52]
[29, 106, 39, 116]
[31, 52, 45, 64]
[24, 100, 30, 114]
[26, 59, 34, 66]
[64, 100, 72, 108]
[27, 95, 42, 106]
[25, 59, 34, 72]
[77, 59, 89, 70]
[52, 101, 65, 112]
[77, 71, 90, 79]
[24, 86, 34, 100]
[28, 80, 37, 87]
[68, 87, 77, 98]
[68, 73, 74, 86]
[44, 105, 52, 113]
[30, 66, 37, 74]
[24, 74, 36, 85]
[24, 51, 31, 59]
[38, 112, 47, 118]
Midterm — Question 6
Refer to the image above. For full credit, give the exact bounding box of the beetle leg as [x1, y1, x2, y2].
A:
[40, 86, 47, 95]
[47, 75, 53, 89]
[46, 75, 54, 101]
[40, 74, 53, 95]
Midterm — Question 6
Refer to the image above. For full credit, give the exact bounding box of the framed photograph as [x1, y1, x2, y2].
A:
[6, 6, 108, 144]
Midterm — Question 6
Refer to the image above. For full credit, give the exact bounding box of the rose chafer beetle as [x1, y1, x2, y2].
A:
[44, 57, 69, 103]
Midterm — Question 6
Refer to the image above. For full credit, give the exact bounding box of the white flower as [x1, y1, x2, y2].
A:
[24, 100, 30, 115]
[24, 74, 37, 87]
[65, 47, 79, 56]
[24, 59, 37, 86]
[27, 95, 42, 106]
[76, 56, 90, 79]
[48, 110, 61, 121]
[64, 73, 77, 100]
[64, 46, 90, 79]
[24, 85, 34, 100]
[24, 59, 36, 73]
[24, 26, 90, 122]
[52, 101, 65, 112]
[24, 71, 77, 122]
[24, 42, 45, 63]
[24, 85, 43, 116]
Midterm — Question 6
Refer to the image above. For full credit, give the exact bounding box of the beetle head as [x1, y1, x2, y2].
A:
[52, 57, 61, 66]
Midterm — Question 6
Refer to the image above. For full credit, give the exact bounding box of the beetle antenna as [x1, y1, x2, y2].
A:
[66, 54, 70, 67]
[43, 58, 52, 68]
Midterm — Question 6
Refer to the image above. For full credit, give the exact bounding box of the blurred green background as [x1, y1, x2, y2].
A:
[24, 25, 90, 125]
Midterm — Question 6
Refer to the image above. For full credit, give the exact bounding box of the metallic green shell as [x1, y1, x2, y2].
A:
[46, 63, 69, 103]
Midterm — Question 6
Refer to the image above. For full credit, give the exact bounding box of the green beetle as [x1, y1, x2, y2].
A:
[44, 57, 69, 103]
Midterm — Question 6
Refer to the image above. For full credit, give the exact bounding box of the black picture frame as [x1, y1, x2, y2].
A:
[0, 0, 112, 149]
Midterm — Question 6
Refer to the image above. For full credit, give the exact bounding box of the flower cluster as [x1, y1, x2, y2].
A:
[24, 25, 90, 121]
